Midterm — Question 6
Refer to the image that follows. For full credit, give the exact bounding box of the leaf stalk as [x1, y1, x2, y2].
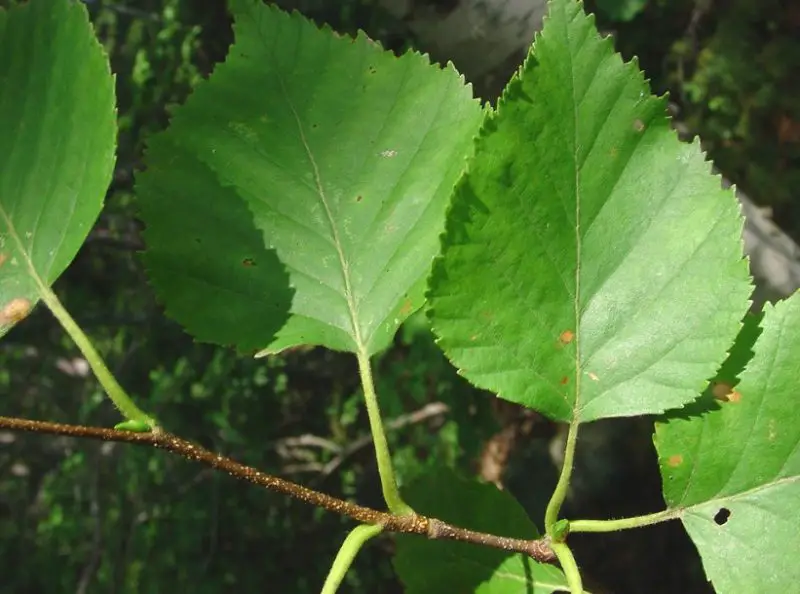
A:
[321, 524, 383, 594]
[569, 509, 681, 533]
[356, 349, 412, 515]
[544, 421, 580, 533]
[38, 284, 154, 426]
[550, 541, 584, 594]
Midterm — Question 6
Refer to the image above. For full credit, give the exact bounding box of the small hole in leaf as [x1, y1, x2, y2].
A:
[714, 508, 730, 526]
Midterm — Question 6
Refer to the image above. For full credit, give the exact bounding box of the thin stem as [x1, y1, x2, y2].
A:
[0, 415, 557, 563]
[544, 421, 580, 534]
[0, 202, 153, 426]
[321, 524, 383, 594]
[37, 284, 154, 426]
[550, 542, 584, 594]
[356, 349, 412, 515]
[569, 509, 681, 533]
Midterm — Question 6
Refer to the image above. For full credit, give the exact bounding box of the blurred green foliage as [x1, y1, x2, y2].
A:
[1, 0, 797, 592]
[595, 0, 648, 22]
[592, 0, 800, 241]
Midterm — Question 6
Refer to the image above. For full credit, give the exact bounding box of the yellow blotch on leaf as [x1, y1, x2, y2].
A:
[1, 297, 32, 325]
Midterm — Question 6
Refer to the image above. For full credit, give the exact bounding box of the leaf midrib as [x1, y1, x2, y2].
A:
[280, 81, 366, 354]
[0, 204, 49, 298]
[677, 473, 800, 512]
[566, 4, 583, 424]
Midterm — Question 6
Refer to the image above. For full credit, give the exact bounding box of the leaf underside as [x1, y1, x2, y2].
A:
[428, 0, 752, 423]
[655, 293, 800, 593]
[393, 469, 573, 593]
[137, 0, 483, 356]
[0, 0, 115, 338]
[137, 136, 293, 353]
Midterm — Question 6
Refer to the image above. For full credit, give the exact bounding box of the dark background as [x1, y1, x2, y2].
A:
[1, 0, 798, 592]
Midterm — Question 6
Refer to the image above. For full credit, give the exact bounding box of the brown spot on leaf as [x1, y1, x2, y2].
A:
[356, 195, 363, 202]
[667, 454, 683, 467]
[711, 381, 733, 400]
[398, 299, 413, 317]
[560, 376, 569, 385]
[242, 258, 256, 267]
[0, 253, 6, 267]
[633, 119, 646, 132]
[712, 381, 740, 402]
[559, 330, 574, 345]
[1, 297, 32, 324]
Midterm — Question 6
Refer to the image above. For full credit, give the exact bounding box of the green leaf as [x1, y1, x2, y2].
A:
[393, 469, 574, 593]
[713, 310, 763, 386]
[137, 0, 483, 356]
[428, 0, 752, 422]
[137, 136, 293, 353]
[0, 0, 115, 338]
[654, 294, 800, 593]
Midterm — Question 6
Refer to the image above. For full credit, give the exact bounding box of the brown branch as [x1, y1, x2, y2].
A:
[0, 415, 556, 564]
